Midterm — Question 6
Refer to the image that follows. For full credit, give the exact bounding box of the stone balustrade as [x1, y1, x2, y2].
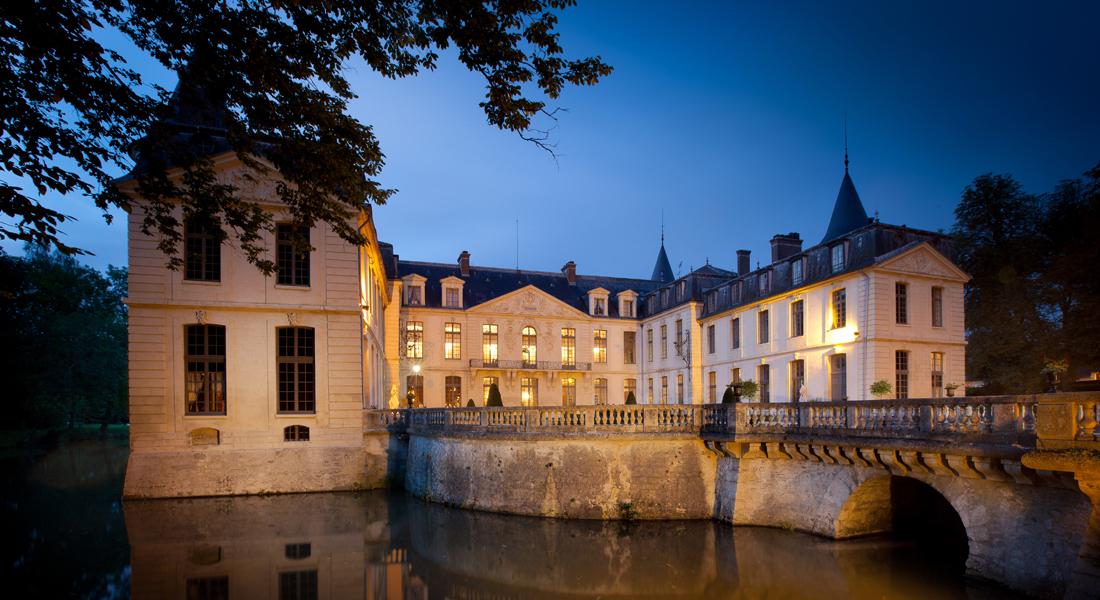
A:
[402, 405, 701, 435]
[1033, 392, 1100, 451]
[468, 359, 593, 371]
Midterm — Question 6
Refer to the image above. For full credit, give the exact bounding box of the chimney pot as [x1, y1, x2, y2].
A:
[561, 261, 577, 285]
[770, 233, 803, 263]
[458, 251, 470, 277]
[736, 250, 751, 276]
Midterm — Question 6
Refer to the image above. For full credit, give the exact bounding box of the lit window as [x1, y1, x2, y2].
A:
[522, 327, 537, 366]
[561, 328, 575, 367]
[831, 244, 845, 273]
[184, 223, 221, 282]
[758, 311, 769, 344]
[595, 378, 608, 405]
[677, 374, 684, 404]
[482, 324, 498, 364]
[624, 379, 636, 403]
[593, 330, 607, 364]
[445, 376, 461, 407]
[832, 289, 847, 329]
[932, 287, 943, 327]
[186, 324, 226, 415]
[661, 376, 668, 404]
[276, 224, 310, 286]
[516, 375, 536, 406]
[648, 378, 654, 404]
[445, 323, 461, 359]
[405, 321, 423, 358]
[406, 374, 423, 407]
[896, 283, 908, 324]
[278, 327, 315, 413]
[791, 300, 804, 337]
[708, 371, 717, 403]
[623, 331, 636, 364]
[483, 376, 498, 404]
[931, 353, 944, 398]
[896, 351, 909, 399]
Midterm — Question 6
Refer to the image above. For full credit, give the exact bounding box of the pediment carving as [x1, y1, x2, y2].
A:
[889, 249, 950, 277]
[217, 166, 279, 201]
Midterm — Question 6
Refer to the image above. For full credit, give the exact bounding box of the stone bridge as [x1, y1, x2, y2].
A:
[367, 393, 1100, 600]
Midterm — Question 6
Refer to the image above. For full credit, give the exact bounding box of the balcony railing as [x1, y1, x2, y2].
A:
[468, 359, 592, 371]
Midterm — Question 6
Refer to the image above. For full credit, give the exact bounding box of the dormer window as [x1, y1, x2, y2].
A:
[407, 286, 422, 305]
[831, 244, 846, 273]
[595, 298, 605, 315]
[440, 276, 465, 309]
[759, 271, 771, 294]
[588, 287, 610, 317]
[623, 299, 634, 317]
[731, 282, 741, 304]
[706, 292, 716, 313]
[791, 257, 804, 286]
[401, 274, 427, 307]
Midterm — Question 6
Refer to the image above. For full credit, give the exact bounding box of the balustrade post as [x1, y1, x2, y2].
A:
[919, 404, 934, 433]
[846, 405, 857, 430]
[799, 405, 811, 431]
[1079, 401, 1098, 440]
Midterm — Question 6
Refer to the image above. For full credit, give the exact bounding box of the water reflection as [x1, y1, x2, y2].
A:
[124, 490, 1022, 600]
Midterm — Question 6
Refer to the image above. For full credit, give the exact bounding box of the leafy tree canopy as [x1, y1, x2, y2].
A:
[952, 162, 1100, 393]
[0, 245, 128, 431]
[2, 0, 612, 272]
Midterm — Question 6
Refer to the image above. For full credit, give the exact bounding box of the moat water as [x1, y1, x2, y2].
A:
[1, 439, 1026, 599]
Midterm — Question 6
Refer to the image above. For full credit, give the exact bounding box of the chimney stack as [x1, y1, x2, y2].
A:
[770, 233, 803, 263]
[458, 251, 470, 277]
[736, 250, 751, 276]
[561, 261, 577, 285]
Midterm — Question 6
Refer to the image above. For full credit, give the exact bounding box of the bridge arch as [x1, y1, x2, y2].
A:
[836, 475, 969, 568]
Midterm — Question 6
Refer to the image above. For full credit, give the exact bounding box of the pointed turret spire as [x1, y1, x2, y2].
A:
[820, 171, 869, 244]
[651, 231, 674, 284]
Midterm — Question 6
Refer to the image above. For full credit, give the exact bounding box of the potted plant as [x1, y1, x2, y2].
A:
[945, 383, 960, 397]
[869, 379, 892, 399]
[739, 379, 758, 402]
[1040, 355, 1069, 393]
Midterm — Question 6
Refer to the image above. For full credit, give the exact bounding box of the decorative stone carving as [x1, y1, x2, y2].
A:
[287, 313, 301, 326]
[195, 310, 209, 325]
[890, 249, 950, 277]
[217, 166, 278, 201]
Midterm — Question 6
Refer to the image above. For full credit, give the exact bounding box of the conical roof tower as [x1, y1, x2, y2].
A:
[820, 149, 869, 244]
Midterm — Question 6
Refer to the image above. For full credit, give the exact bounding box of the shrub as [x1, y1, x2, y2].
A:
[740, 379, 758, 401]
[722, 385, 736, 404]
[486, 383, 503, 407]
[869, 379, 893, 399]
[625, 391, 637, 405]
[466, 399, 475, 407]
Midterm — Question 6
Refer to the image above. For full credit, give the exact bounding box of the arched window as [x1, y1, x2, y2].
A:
[521, 326, 537, 366]
[406, 374, 424, 407]
[284, 425, 309, 442]
[186, 324, 226, 414]
[278, 327, 315, 413]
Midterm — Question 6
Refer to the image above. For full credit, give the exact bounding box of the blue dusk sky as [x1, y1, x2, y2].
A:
[4, 0, 1098, 279]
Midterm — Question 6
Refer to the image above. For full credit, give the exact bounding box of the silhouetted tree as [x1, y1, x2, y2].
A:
[625, 391, 636, 405]
[952, 163, 1100, 392]
[486, 383, 503, 407]
[721, 385, 736, 404]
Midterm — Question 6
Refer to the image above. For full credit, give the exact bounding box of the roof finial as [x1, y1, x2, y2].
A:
[844, 111, 849, 173]
[661, 209, 664, 244]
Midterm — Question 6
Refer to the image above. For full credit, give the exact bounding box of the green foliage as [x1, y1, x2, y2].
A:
[625, 391, 636, 405]
[722, 385, 736, 404]
[1, 1, 612, 271]
[739, 379, 758, 401]
[615, 502, 639, 521]
[869, 379, 893, 399]
[0, 246, 128, 431]
[952, 164, 1100, 392]
[486, 383, 503, 407]
[466, 399, 475, 408]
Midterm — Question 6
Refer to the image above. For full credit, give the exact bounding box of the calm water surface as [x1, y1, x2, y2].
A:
[2, 440, 1025, 599]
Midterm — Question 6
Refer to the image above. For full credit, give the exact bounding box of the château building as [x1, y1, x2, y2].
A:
[117, 81, 968, 496]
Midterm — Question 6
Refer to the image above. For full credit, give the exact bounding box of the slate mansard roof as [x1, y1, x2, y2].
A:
[393, 260, 664, 318]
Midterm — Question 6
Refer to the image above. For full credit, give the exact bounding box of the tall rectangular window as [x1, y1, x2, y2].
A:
[707, 324, 715, 354]
[831, 244, 845, 273]
[445, 376, 461, 407]
[708, 371, 717, 403]
[731, 367, 741, 384]
[483, 376, 498, 404]
[595, 378, 608, 405]
[561, 328, 576, 366]
[675, 320, 683, 351]
[445, 287, 460, 308]
[790, 360, 805, 402]
[593, 298, 605, 316]
[624, 331, 636, 364]
[184, 223, 221, 282]
[406, 374, 424, 407]
[405, 321, 423, 358]
[276, 224, 310, 286]
[521, 377, 538, 406]
[791, 300, 804, 337]
[758, 365, 770, 403]
[483, 324, 498, 364]
[758, 311, 769, 344]
[444, 323, 461, 360]
[186, 324, 226, 414]
[896, 282, 908, 324]
[522, 327, 537, 366]
[647, 329, 653, 362]
[760, 271, 771, 294]
[648, 378, 654, 404]
[407, 285, 422, 305]
[623, 299, 634, 317]
[279, 570, 318, 600]
[931, 352, 944, 398]
[791, 258, 803, 286]
[932, 287, 943, 327]
[561, 377, 576, 406]
[593, 330, 607, 364]
[661, 376, 668, 404]
[831, 354, 847, 400]
[624, 378, 637, 403]
[832, 289, 847, 328]
[278, 327, 315, 413]
[676, 374, 684, 404]
[661, 325, 667, 359]
[896, 351, 909, 399]
[731, 318, 740, 349]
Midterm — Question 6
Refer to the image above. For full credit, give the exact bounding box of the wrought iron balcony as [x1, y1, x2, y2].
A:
[468, 359, 591, 371]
